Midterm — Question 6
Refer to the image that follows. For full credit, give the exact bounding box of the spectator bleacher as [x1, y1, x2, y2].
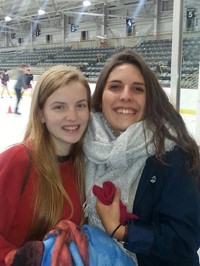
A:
[0, 38, 199, 88]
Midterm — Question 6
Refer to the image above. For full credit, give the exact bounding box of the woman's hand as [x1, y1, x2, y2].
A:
[96, 188, 125, 240]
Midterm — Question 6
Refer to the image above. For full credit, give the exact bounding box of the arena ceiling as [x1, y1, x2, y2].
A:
[0, 0, 199, 33]
[0, 0, 155, 31]
[0, 0, 150, 22]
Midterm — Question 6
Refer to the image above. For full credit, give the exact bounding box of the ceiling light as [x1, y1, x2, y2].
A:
[38, 9, 45, 15]
[83, 0, 91, 7]
[96, 35, 106, 39]
[5, 16, 11, 21]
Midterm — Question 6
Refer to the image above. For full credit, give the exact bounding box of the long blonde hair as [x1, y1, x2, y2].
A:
[23, 65, 91, 240]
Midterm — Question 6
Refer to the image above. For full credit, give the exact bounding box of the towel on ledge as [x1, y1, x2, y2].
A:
[93, 181, 139, 225]
[5, 220, 135, 266]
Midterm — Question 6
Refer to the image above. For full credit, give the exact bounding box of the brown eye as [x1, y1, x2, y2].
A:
[77, 103, 87, 109]
[109, 84, 120, 90]
[53, 105, 64, 110]
[135, 86, 145, 93]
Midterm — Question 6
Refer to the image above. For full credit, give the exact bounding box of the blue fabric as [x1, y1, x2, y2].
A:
[40, 224, 135, 266]
[69, 241, 85, 266]
[41, 233, 57, 266]
[82, 225, 135, 266]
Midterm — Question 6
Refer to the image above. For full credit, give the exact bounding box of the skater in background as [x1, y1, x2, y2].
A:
[21, 68, 34, 96]
[0, 70, 12, 99]
[14, 64, 28, 115]
[25, 69, 33, 90]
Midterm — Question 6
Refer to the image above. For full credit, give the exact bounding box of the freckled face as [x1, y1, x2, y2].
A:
[102, 63, 146, 134]
[40, 81, 90, 156]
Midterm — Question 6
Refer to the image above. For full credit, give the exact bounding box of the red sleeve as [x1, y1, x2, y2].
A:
[0, 144, 30, 263]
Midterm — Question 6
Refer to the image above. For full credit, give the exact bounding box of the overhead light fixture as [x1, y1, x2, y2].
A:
[96, 35, 106, 39]
[83, 0, 91, 7]
[5, 16, 11, 22]
[38, 8, 45, 15]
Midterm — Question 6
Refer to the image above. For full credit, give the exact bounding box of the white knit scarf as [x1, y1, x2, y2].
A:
[83, 112, 176, 263]
[83, 112, 176, 226]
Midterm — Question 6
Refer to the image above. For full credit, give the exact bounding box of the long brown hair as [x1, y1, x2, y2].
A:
[92, 50, 200, 183]
[23, 65, 91, 239]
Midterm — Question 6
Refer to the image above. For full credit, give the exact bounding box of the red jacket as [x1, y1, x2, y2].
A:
[0, 144, 82, 265]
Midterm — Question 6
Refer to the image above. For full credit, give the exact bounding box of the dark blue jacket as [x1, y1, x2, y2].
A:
[124, 146, 200, 266]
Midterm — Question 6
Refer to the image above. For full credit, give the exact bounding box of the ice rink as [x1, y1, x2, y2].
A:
[0, 93, 31, 151]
